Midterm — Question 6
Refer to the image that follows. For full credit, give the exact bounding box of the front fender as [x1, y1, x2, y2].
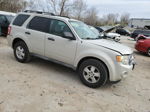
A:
[74, 49, 118, 81]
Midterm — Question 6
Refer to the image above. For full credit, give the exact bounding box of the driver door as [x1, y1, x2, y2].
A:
[45, 19, 77, 65]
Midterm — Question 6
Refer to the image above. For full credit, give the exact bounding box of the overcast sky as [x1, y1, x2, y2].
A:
[86, 0, 150, 18]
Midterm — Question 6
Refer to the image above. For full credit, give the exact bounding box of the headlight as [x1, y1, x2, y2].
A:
[122, 56, 129, 65]
[116, 55, 129, 65]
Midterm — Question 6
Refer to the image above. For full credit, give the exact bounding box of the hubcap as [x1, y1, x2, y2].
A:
[148, 49, 150, 56]
[83, 66, 100, 83]
[16, 46, 25, 60]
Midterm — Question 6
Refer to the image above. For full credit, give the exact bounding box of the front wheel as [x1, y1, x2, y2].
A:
[14, 41, 31, 63]
[114, 37, 120, 42]
[78, 59, 108, 88]
[147, 48, 150, 57]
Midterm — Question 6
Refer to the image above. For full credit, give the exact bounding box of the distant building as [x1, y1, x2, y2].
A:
[129, 18, 150, 28]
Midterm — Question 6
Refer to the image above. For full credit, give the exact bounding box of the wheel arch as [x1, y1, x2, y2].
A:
[76, 56, 110, 79]
[12, 38, 27, 49]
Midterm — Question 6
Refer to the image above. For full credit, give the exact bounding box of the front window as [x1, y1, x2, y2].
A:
[50, 19, 73, 37]
[69, 21, 100, 40]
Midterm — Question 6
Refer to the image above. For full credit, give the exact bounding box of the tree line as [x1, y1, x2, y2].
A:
[0, 0, 130, 26]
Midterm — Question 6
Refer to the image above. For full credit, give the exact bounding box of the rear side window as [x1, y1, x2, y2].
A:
[27, 16, 50, 33]
[13, 14, 30, 26]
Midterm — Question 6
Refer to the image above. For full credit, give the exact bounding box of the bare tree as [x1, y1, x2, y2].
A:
[47, 0, 60, 14]
[72, 0, 87, 20]
[84, 7, 98, 26]
[0, 0, 27, 12]
[46, 0, 71, 16]
[25, 0, 130, 27]
[120, 13, 130, 26]
[27, 0, 48, 12]
[104, 13, 119, 25]
[59, 0, 68, 16]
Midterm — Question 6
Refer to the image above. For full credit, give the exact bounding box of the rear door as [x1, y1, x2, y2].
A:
[26, 16, 50, 55]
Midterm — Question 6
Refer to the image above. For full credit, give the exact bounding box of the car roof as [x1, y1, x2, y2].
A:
[0, 11, 16, 16]
[18, 11, 79, 23]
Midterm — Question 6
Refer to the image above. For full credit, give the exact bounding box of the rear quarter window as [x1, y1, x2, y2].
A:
[13, 14, 30, 26]
[27, 16, 50, 33]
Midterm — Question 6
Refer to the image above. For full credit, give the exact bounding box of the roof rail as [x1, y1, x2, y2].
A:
[24, 10, 55, 16]
[24, 10, 70, 19]
[59, 15, 70, 19]
[55, 15, 70, 19]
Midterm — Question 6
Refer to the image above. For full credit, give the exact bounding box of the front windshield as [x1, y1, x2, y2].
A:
[89, 26, 100, 35]
[69, 21, 100, 39]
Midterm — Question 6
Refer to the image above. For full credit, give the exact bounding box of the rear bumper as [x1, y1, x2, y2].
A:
[7, 35, 13, 48]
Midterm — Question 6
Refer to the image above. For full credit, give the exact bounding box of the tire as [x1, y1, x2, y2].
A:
[114, 37, 120, 42]
[115, 38, 120, 42]
[14, 41, 31, 63]
[147, 48, 150, 57]
[78, 59, 108, 88]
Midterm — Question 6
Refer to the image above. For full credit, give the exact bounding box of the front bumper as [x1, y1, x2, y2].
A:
[110, 55, 136, 81]
[120, 62, 135, 79]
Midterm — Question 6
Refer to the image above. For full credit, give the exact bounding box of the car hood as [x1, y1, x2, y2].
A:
[86, 39, 133, 55]
[106, 33, 120, 37]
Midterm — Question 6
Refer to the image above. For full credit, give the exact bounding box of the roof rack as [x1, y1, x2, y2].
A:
[57, 15, 70, 19]
[24, 10, 55, 16]
[24, 10, 70, 19]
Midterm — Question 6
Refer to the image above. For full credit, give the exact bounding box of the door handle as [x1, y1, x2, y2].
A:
[25, 32, 31, 35]
[48, 37, 55, 41]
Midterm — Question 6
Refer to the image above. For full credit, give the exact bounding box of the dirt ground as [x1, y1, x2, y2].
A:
[0, 36, 150, 112]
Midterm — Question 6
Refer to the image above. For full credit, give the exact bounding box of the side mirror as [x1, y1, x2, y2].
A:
[100, 33, 104, 37]
[63, 32, 75, 40]
[100, 32, 107, 39]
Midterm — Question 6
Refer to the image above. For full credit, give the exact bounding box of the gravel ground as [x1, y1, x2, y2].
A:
[0, 36, 150, 112]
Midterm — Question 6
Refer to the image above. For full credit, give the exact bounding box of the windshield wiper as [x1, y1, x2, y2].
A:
[83, 37, 96, 40]
[94, 36, 103, 39]
[83, 36, 102, 40]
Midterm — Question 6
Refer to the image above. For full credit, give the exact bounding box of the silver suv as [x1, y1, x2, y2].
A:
[7, 11, 135, 88]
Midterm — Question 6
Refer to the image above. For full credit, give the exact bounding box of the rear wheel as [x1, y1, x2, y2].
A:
[78, 59, 108, 88]
[147, 48, 150, 57]
[14, 41, 31, 63]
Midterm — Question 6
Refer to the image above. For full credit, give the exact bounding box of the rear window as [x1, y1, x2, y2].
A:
[13, 14, 30, 26]
[27, 16, 50, 33]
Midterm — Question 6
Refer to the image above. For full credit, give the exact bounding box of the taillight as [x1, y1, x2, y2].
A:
[7, 26, 12, 35]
